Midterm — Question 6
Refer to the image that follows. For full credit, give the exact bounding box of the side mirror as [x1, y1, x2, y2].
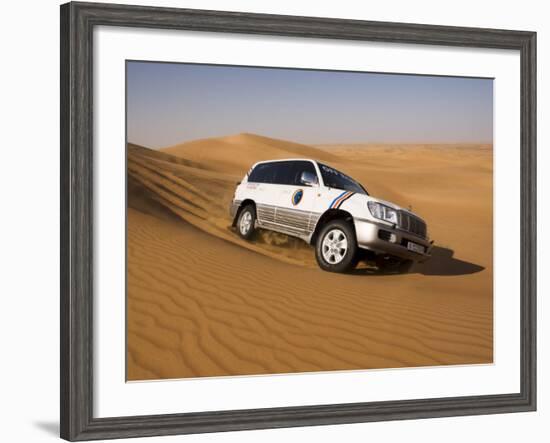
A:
[299, 171, 318, 187]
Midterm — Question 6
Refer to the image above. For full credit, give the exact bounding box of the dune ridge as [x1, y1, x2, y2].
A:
[127, 133, 493, 380]
[162, 133, 341, 173]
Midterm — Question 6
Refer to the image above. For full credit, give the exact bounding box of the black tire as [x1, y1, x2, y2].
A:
[376, 256, 414, 274]
[236, 204, 256, 240]
[315, 219, 358, 273]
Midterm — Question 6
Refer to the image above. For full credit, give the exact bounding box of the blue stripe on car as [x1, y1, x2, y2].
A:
[329, 191, 348, 209]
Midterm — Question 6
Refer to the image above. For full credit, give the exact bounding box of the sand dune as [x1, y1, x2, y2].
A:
[162, 133, 341, 174]
[127, 134, 493, 380]
[128, 142, 317, 267]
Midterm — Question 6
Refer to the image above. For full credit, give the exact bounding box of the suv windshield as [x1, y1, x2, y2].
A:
[319, 163, 367, 194]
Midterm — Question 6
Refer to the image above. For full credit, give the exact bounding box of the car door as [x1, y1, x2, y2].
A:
[274, 160, 320, 237]
[246, 162, 280, 226]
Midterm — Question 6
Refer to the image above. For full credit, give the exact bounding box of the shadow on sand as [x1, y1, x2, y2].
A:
[414, 246, 485, 276]
[351, 246, 485, 277]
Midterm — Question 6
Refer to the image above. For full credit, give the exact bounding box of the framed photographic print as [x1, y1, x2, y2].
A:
[60, 1, 536, 441]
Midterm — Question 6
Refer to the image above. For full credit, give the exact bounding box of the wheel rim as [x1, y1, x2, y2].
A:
[239, 211, 253, 235]
[321, 228, 348, 264]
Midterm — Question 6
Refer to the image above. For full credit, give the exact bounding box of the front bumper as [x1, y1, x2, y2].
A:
[354, 217, 432, 262]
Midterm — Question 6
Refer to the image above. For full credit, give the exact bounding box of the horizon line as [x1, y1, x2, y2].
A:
[128, 132, 493, 150]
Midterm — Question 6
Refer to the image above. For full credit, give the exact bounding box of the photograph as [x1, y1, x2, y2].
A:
[126, 61, 494, 381]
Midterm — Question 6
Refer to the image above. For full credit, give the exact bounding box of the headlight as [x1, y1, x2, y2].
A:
[367, 201, 399, 224]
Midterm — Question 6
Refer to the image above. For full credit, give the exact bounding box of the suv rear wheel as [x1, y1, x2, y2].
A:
[315, 220, 358, 273]
[237, 204, 256, 240]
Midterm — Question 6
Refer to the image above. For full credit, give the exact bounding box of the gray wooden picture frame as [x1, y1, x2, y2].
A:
[60, 2, 537, 441]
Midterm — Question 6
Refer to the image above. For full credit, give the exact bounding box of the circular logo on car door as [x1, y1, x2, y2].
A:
[292, 189, 304, 206]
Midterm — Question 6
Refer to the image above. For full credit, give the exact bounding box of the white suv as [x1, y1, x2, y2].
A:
[230, 159, 432, 273]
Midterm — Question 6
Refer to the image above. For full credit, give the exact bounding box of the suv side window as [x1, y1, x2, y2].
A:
[280, 161, 317, 186]
[272, 161, 294, 185]
[249, 161, 318, 186]
[249, 162, 277, 183]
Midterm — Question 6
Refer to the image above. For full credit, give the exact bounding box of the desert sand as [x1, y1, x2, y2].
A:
[127, 133, 493, 380]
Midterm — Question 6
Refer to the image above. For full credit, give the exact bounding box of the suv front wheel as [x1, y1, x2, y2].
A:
[315, 220, 358, 273]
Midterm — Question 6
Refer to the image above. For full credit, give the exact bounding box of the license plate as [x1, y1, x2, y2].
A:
[407, 241, 425, 254]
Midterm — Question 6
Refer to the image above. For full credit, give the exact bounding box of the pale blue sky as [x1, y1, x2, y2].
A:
[127, 61, 493, 148]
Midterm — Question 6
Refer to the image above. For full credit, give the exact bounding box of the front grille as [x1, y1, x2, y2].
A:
[398, 212, 427, 238]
